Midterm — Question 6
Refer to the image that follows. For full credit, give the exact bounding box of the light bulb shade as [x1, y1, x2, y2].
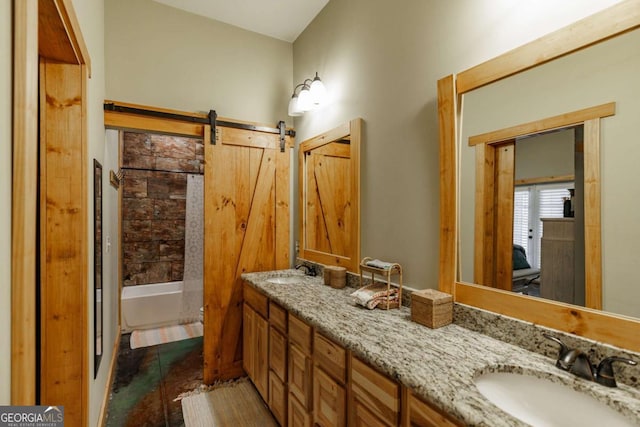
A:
[288, 95, 303, 117]
[309, 75, 327, 105]
[297, 86, 313, 112]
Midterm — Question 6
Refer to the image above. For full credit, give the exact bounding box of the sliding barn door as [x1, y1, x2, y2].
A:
[203, 124, 291, 382]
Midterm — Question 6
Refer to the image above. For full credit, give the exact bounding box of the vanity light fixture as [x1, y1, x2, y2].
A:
[288, 72, 327, 117]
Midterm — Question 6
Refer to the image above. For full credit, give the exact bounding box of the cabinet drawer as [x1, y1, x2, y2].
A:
[314, 332, 346, 384]
[352, 396, 390, 427]
[269, 326, 287, 382]
[270, 301, 288, 333]
[269, 372, 288, 427]
[244, 283, 268, 318]
[409, 391, 460, 427]
[350, 357, 400, 426]
[289, 343, 313, 410]
[313, 366, 346, 427]
[289, 314, 312, 354]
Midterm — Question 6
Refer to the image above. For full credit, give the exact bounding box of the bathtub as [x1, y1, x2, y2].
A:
[121, 281, 183, 332]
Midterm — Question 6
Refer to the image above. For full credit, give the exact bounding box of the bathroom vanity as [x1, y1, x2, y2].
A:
[238, 4, 640, 426]
[242, 270, 640, 426]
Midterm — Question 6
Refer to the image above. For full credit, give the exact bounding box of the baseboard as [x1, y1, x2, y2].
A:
[97, 327, 121, 427]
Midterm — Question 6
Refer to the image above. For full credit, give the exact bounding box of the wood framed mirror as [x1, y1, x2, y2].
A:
[438, 0, 640, 352]
[298, 118, 362, 272]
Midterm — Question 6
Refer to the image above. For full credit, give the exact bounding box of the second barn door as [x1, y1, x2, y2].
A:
[203, 123, 292, 382]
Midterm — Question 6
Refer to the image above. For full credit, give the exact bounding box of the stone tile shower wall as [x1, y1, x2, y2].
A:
[122, 132, 204, 286]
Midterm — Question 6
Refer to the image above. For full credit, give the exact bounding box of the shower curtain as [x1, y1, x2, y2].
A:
[181, 174, 204, 323]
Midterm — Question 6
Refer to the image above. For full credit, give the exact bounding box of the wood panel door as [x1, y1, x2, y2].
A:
[305, 142, 351, 256]
[39, 59, 88, 427]
[204, 125, 291, 382]
[14, 2, 90, 420]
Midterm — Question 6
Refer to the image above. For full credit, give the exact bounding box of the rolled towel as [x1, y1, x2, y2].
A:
[351, 283, 398, 309]
[365, 259, 395, 270]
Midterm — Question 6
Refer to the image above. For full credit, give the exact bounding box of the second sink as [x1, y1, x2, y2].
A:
[475, 371, 636, 426]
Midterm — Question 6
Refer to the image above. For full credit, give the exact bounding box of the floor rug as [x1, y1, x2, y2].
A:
[181, 378, 278, 427]
[130, 322, 203, 349]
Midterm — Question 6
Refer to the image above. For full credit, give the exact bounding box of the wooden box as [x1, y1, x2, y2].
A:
[411, 289, 452, 328]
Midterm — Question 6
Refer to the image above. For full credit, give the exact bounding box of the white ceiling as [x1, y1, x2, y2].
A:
[151, 0, 329, 42]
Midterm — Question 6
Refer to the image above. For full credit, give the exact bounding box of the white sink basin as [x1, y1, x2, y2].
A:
[475, 372, 635, 426]
[266, 276, 303, 285]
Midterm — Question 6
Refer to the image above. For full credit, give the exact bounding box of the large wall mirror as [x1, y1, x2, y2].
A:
[298, 118, 362, 272]
[438, 0, 640, 351]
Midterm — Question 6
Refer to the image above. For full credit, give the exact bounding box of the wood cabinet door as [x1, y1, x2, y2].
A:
[288, 393, 312, 427]
[254, 311, 269, 400]
[269, 371, 288, 427]
[242, 302, 268, 401]
[269, 325, 287, 382]
[289, 344, 313, 410]
[204, 125, 291, 382]
[313, 366, 346, 427]
[242, 304, 254, 379]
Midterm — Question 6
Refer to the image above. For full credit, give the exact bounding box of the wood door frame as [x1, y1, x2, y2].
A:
[12, 0, 39, 405]
[12, 0, 90, 419]
[473, 140, 515, 290]
[103, 101, 294, 384]
[467, 104, 612, 307]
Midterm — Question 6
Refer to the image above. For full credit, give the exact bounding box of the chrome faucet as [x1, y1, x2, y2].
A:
[295, 263, 316, 276]
[544, 333, 637, 387]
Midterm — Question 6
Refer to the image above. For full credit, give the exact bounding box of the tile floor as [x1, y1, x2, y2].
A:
[105, 333, 203, 427]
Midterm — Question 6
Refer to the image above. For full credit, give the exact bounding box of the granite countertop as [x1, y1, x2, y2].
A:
[242, 269, 640, 426]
